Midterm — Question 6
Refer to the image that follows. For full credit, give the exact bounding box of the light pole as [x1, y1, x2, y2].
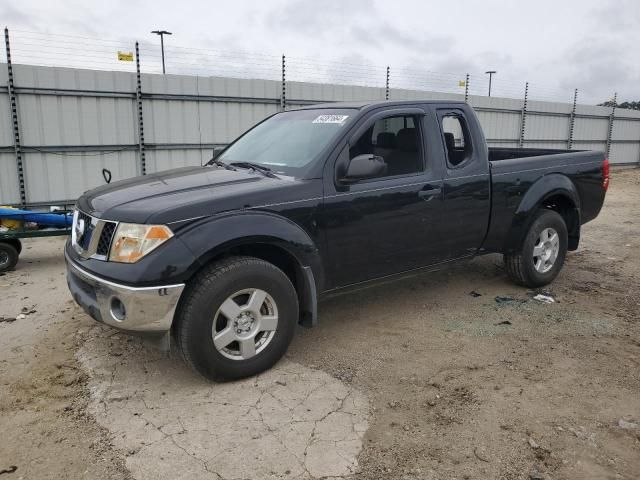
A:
[151, 30, 172, 74]
[485, 70, 496, 97]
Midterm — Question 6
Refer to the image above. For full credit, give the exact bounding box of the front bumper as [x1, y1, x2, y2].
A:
[65, 251, 185, 333]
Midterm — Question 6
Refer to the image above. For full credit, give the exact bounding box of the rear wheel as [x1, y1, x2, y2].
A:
[0, 242, 19, 273]
[504, 210, 568, 288]
[175, 256, 298, 381]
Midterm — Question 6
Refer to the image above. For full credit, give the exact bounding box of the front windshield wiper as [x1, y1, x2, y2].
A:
[229, 162, 278, 178]
[207, 158, 237, 171]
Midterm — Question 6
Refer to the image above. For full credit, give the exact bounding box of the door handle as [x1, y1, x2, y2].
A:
[418, 187, 442, 200]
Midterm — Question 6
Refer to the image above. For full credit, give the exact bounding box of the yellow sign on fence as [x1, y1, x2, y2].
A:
[118, 51, 134, 62]
[458, 80, 466, 87]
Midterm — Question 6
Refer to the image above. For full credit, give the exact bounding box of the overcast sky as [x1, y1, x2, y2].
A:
[3, 0, 639, 104]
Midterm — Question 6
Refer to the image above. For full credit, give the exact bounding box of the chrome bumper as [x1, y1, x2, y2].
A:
[65, 252, 184, 333]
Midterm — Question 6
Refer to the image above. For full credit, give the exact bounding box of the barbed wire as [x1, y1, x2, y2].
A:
[2, 28, 611, 105]
[7, 30, 137, 72]
[138, 41, 282, 80]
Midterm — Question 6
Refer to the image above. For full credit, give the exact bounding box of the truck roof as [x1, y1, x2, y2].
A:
[296, 99, 467, 111]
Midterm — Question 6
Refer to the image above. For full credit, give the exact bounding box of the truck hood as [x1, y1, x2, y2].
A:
[76, 166, 302, 224]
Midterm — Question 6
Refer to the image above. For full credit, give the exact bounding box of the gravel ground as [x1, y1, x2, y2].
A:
[1, 169, 639, 480]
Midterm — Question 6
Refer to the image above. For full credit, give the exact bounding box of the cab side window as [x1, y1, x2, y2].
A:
[442, 114, 472, 167]
[349, 115, 422, 178]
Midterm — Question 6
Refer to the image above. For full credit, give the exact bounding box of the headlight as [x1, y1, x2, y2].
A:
[109, 223, 173, 263]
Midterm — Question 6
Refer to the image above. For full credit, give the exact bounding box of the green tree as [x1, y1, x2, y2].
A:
[598, 100, 640, 110]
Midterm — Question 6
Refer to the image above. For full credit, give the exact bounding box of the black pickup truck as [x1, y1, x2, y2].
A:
[65, 100, 608, 380]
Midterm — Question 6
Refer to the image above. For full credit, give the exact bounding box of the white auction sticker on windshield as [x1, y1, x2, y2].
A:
[312, 114, 349, 124]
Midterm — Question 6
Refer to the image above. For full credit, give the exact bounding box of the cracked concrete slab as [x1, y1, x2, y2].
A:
[76, 325, 370, 479]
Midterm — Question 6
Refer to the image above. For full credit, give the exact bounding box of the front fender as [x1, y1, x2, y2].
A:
[504, 174, 580, 252]
[177, 211, 324, 290]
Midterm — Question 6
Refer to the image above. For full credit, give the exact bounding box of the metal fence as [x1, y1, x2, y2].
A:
[1, 28, 639, 206]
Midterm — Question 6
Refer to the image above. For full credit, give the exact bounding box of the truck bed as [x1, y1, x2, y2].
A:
[483, 149, 606, 253]
[488, 147, 578, 162]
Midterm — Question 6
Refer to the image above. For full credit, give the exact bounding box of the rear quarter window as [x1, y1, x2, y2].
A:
[441, 114, 473, 168]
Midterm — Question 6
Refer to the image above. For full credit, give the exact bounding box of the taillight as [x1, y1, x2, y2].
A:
[602, 158, 610, 191]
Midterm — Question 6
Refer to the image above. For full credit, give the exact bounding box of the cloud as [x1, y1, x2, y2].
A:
[266, 0, 455, 59]
[2, 0, 639, 104]
[554, 37, 640, 102]
[267, 0, 374, 34]
[1, 3, 37, 30]
[587, 0, 640, 31]
[542, 0, 640, 103]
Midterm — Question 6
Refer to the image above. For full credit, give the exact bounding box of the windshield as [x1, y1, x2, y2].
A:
[218, 108, 355, 176]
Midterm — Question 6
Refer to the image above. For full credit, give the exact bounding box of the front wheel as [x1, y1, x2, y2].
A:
[504, 210, 568, 288]
[174, 256, 299, 381]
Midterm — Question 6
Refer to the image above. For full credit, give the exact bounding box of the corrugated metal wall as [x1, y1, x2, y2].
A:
[1, 63, 638, 205]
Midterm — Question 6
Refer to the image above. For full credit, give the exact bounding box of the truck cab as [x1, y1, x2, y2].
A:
[319, 102, 491, 286]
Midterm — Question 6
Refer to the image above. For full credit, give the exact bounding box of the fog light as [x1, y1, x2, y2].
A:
[110, 297, 126, 322]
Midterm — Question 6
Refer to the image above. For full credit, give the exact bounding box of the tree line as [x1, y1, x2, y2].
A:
[598, 100, 640, 110]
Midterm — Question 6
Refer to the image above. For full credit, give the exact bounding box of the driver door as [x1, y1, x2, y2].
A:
[322, 108, 446, 289]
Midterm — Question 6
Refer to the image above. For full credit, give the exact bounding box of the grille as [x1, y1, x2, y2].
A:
[97, 222, 116, 256]
[72, 210, 117, 260]
[76, 211, 93, 250]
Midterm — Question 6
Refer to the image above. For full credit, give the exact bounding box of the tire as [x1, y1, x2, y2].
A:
[174, 256, 299, 381]
[0, 242, 19, 273]
[504, 210, 568, 288]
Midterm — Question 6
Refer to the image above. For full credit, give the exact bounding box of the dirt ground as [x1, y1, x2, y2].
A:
[1, 169, 639, 480]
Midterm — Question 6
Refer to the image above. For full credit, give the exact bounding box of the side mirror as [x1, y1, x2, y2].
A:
[343, 154, 386, 182]
[211, 146, 225, 160]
